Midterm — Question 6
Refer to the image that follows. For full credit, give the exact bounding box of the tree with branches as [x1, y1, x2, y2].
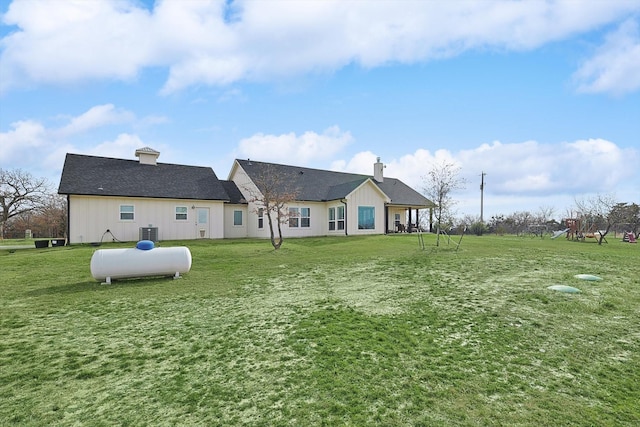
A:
[574, 194, 622, 245]
[0, 168, 50, 239]
[241, 164, 299, 250]
[422, 160, 466, 246]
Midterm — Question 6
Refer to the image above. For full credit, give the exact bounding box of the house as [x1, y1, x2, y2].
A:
[58, 147, 244, 244]
[228, 157, 435, 238]
[58, 148, 434, 243]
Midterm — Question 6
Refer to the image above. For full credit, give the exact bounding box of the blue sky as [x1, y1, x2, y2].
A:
[1, 0, 639, 220]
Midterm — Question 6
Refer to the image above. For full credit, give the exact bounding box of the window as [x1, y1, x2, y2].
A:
[233, 210, 243, 226]
[120, 205, 134, 221]
[258, 208, 264, 229]
[329, 206, 344, 231]
[328, 207, 336, 230]
[337, 205, 345, 230]
[289, 207, 311, 228]
[289, 207, 299, 228]
[300, 207, 310, 228]
[175, 206, 188, 221]
[358, 206, 375, 229]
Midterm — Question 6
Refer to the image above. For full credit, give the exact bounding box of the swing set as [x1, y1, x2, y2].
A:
[418, 225, 466, 251]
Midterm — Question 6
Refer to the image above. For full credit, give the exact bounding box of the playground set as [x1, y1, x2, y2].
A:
[563, 217, 605, 242]
[551, 217, 637, 243]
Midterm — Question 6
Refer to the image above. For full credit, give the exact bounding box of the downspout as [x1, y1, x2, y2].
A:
[340, 199, 348, 236]
[66, 195, 71, 246]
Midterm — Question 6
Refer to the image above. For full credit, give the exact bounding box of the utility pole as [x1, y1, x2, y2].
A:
[480, 171, 486, 223]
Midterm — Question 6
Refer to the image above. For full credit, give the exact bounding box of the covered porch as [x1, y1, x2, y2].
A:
[385, 204, 434, 234]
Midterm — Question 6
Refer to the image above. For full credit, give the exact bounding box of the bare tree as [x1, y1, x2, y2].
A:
[242, 164, 299, 250]
[422, 160, 465, 246]
[0, 168, 50, 239]
[36, 194, 68, 239]
[574, 194, 620, 245]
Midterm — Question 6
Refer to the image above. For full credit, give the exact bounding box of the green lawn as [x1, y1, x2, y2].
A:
[1, 235, 638, 426]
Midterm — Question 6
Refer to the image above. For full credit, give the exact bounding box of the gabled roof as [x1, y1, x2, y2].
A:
[234, 159, 434, 207]
[58, 153, 229, 201]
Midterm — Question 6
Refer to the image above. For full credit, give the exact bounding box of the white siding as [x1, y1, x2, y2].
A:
[230, 163, 391, 238]
[345, 181, 388, 235]
[281, 201, 326, 238]
[224, 204, 248, 238]
[388, 207, 406, 232]
[326, 202, 348, 236]
[68, 195, 225, 243]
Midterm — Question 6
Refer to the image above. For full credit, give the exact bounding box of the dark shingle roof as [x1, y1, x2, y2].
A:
[235, 159, 434, 207]
[220, 180, 247, 204]
[58, 153, 229, 201]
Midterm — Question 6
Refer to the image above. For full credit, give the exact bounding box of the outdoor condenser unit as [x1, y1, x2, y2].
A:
[139, 227, 158, 242]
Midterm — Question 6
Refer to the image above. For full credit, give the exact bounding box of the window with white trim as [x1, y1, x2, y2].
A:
[337, 205, 345, 230]
[258, 208, 264, 229]
[289, 207, 310, 228]
[358, 206, 375, 230]
[175, 206, 188, 221]
[119, 205, 134, 221]
[329, 207, 336, 230]
[233, 210, 243, 226]
[329, 206, 344, 231]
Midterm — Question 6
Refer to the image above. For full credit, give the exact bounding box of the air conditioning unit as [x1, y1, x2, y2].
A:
[139, 227, 158, 242]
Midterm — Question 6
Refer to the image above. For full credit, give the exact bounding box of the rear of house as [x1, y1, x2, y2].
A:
[229, 157, 434, 238]
[58, 149, 434, 243]
[58, 148, 231, 244]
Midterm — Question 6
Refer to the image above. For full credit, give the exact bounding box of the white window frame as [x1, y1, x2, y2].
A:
[233, 210, 243, 226]
[337, 205, 345, 230]
[289, 207, 310, 228]
[119, 205, 134, 221]
[328, 207, 336, 231]
[358, 206, 375, 230]
[175, 206, 188, 221]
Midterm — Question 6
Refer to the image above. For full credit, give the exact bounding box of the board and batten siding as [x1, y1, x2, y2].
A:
[67, 195, 225, 243]
[223, 204, 248, 239]
[345, 180, 389, 235]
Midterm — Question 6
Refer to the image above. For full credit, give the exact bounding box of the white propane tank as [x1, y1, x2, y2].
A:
[90, 243, 192, 284]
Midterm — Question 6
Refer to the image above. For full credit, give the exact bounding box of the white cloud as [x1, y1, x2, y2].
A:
[334, 138, 638, 217]
[56, 104, 135, 137]
[0, 119, 46, 163]
[0, 104, 164, 182]
[573, 19, 640, 95]
[0, 0, 155, 91]
[236, 126, 353, 165]
[2, 0, 640, 94]
[90, 133, 147, 159]
[456, 138, 634, 196]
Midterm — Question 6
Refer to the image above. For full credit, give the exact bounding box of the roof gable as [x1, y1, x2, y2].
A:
[58, 153, 229, 201]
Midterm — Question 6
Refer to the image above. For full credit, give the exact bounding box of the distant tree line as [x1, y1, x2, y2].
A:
[437, 200, 639, 243]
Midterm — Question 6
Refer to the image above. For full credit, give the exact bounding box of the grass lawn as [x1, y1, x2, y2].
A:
[1, 234, 638, 426]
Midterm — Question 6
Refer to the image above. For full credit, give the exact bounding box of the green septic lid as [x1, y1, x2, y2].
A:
[548, 285, 581, 293]
[574, 274, 602, 281]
